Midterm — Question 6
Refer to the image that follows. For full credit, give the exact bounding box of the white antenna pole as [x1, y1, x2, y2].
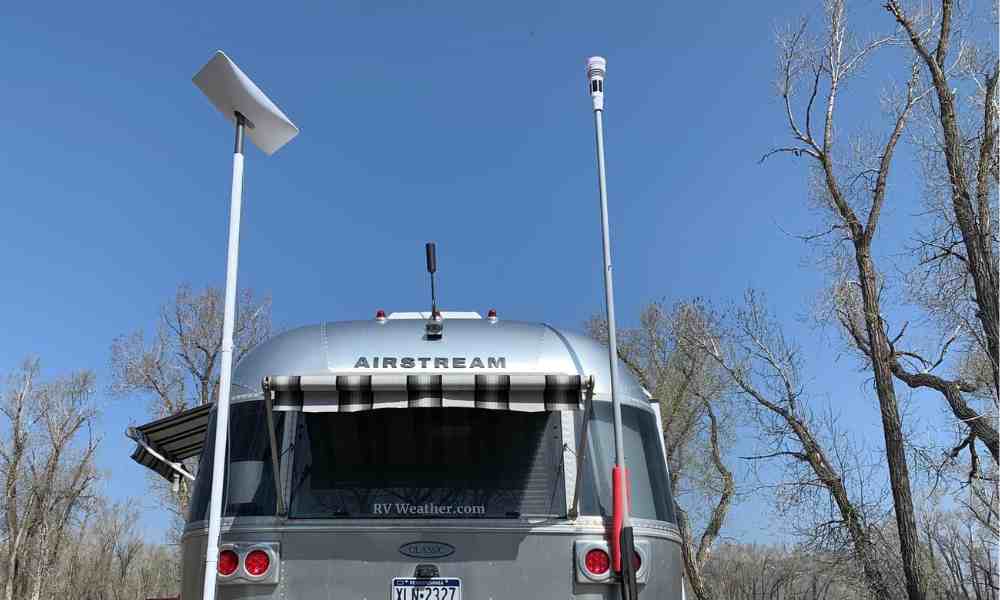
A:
[587, 55, 637, 600]
[588, 54, 628, 524]
[192, 50, 298, 600]
[201, 113, 246, 600]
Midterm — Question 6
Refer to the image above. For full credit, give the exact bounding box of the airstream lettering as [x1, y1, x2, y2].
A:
[353, 356, 507, 369]
[127, 314, 683, 598]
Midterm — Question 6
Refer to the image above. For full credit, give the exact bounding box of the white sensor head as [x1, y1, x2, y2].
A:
[587, 56, 606, 110]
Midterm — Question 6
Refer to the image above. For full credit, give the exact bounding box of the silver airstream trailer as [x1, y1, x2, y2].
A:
[128, 311, 683, 598]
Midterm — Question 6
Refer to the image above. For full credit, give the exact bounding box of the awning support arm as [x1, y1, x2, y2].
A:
[568, 377, 595, 520]
[262, 378, 286, 516]
[126, 429, 195, 482]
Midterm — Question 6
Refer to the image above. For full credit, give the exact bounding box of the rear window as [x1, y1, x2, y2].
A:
[188, 402, 284, 522]
[289, 408, 565, 518]
[578, 403, 675, 523]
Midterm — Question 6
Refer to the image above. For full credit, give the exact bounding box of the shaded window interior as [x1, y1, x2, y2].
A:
[289, 408, 564, 518]
[188, 402, 284, 521]
[577, 403, 675, 523]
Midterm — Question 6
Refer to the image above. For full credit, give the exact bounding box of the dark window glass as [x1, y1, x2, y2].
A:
[289, 408, 564, 519]
[575, 403, 675, 523]
[188, 402, 284, 522]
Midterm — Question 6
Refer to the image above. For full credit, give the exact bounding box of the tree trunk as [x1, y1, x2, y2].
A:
[3, 523, 27, 600]
[675, 505, 715, 600]
[855, 247, 927, 600]
[787, 415, 895, 600]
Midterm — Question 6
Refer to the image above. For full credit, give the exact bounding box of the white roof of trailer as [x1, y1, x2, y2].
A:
[387, 311, 482, 320]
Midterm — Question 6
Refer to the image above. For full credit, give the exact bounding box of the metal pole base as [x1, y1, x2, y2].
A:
[619, 526, 638, 600]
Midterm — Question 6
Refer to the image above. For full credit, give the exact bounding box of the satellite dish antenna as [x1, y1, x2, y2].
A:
[192, 50, 298, 600]
[193, 51, 299, 155]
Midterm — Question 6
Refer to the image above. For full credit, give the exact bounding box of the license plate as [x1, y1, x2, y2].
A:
[391, 577, 461, 600]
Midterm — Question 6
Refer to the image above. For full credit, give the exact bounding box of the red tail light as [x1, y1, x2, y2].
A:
[244, 549, 271, 576]
[585, 548, 610, 575]
[218, 549, 239, 576]
[633, 551, 642, 571]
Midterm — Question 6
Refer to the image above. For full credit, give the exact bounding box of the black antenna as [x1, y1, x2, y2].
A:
[425, 242, 438, 317]
[424, 242, 444, 340]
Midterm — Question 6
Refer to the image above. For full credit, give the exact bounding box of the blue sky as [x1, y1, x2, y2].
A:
[1, 1, 961, 542]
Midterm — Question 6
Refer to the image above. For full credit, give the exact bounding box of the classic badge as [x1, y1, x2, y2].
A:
[398, 541, 456, 559]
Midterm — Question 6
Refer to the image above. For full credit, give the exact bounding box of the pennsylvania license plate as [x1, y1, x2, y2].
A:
[391, 578, 461, 600]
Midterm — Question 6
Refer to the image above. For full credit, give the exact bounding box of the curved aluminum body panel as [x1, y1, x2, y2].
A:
[230, 318, 647, 403]
[182, 519, 683, 599]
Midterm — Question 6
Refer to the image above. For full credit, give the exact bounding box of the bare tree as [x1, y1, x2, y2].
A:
[758, 0, 1000, 595]
[922, 508, 997, 599]
[52, 499, 180, 600]
[0, 359, 100, 600]
[877, 0, 1000, 471]
[109, 283, 272, 528]
[704, 542, 868, 600]
[110, 284, 273, 416]
[887, 0, 999, 391]
[587, 302, 736, 600]
[682, 291, 906, 600]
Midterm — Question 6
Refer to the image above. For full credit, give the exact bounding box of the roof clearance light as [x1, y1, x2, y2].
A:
[585, 548, 610, 575]
[217, 549, 239, 576]
[375, 309, 387, 323]
[487, 308, 498, 323]
[244, 549, 271, 577]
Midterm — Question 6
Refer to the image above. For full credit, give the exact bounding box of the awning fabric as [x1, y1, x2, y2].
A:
[264, 373, 590, 413]
[128, 403, 212, 480]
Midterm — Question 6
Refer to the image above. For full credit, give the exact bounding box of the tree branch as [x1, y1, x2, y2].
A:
[759, 146, 820, 163]
[864, 63, 927, 244]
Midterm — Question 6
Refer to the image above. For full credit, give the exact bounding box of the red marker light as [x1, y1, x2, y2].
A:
[244, 549, 270, 576]
[585, 548, 610, 575]
[375, 309, 387, 322]
[217, 549, 239, 576]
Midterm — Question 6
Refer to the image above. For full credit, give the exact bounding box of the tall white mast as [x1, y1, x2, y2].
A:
[587, 55, 638, 600]
[192, 51, 298, 600]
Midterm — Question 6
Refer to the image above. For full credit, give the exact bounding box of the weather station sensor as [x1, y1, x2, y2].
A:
[587, 56, 606, 111]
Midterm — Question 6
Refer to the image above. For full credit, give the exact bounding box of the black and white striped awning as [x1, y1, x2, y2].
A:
[263, 373, 591, 413]
[127, 403, 212, 481]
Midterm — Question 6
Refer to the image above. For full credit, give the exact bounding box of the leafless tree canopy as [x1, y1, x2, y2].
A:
[108, 284, 273, 535]
[110, 284, 272, 416]
[682, 292, 908, 600]
[52, 499, 179, 600]
[764, 1, 997, 598]
[2, 285, 272, 599]
[0, 360, 168, 600]
[588, 301, 736, 600]
[704, 542, 871, 599]
[703, 517, 996, 600]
